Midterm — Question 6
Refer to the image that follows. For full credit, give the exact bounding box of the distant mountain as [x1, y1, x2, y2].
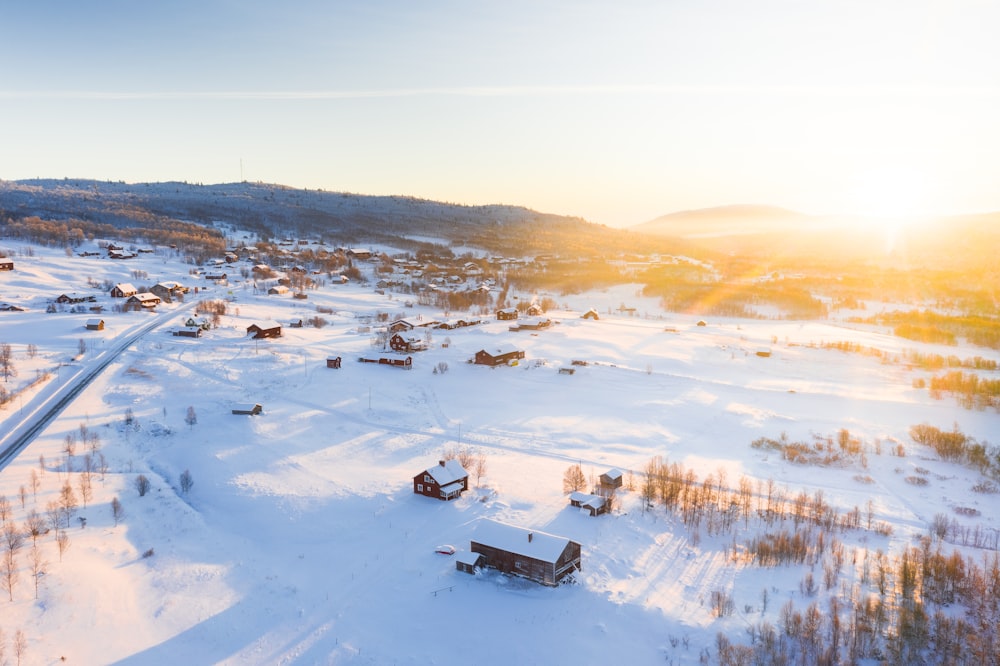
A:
[632, 204, 816, 238]
[0, 178, 683, 258]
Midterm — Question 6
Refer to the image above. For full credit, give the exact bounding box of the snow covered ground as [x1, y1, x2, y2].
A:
[0, 241, 997, 664]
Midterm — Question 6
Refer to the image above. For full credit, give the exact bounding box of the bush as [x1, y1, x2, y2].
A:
[135, 474, 151, 497]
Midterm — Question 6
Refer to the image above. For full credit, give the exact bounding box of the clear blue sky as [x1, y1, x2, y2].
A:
[3, 1, 999, 227]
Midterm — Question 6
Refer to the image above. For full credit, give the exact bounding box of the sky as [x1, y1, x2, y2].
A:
[3, 0, 1000, 227]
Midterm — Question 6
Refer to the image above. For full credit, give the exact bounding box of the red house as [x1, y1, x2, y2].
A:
[413, 459, 469, 501]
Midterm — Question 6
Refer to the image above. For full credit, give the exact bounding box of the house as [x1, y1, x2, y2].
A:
[110, 283, 137, 298]
[55, 293, 96, 304]
[511, 317, 551, 332]
[232, 403, 262, 415]
[462, 519, 582, 586]
[389, 333, 428, 353]
[150, 281, 186, 302]
[267, 285, 289, 296]
[496, 307, 519, 321]
[388, 318, 416, 333]
[357, 354, 413, 369]
[85, 318, 105, 331]
[568, 491, 608, 516]
[473, 345, 525, 367]
[125, 293, 161, 310]
[108, 249, 137, 260]
[172, 327, 202, 338]
[205, 272, 228, 281]
[184, 317, 211, 331]
[599, 468, 624, 492]
[582, 308, 600, 320]
[346, 248, 372, 260]
[326, 356, 342, 369]
[413, 459, 469, 501]
[247, 323, 282, 339]
[289, 318, 304, 328]
[0, 259, 13, 271]
[526, 303, 543, 316]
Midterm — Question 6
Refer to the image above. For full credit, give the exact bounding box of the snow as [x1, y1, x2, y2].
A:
[0, 240, 997, 664]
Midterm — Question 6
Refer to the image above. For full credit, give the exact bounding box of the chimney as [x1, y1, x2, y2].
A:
[528, 532, 533, 542]
[439, 460, 446, 467]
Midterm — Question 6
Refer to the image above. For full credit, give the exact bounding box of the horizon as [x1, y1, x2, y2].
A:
[3, 2, 1000, 228]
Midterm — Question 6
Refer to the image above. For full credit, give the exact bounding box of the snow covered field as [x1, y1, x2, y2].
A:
[0, 241, 997, 664]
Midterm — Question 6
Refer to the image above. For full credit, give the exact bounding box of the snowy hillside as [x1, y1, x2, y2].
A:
[0, 240, 997, 664]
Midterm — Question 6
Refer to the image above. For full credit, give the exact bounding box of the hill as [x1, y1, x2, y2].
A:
[0, 179, 685, 259]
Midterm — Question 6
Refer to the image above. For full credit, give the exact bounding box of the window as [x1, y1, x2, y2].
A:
[424, 475, 432, 483]
[515, 560, 525, 571]
[417, 484, 423, 493]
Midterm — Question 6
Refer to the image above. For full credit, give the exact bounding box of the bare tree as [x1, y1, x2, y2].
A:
[56, 530, 70, 562]
[63, 433, 77, 472]
[44, 500, 61, 535]
[14, 628, 27, 666]
[30, 468, 39, 501]
[29, 541, 45, 599]
[38, 453, 45, 475]
[23, 510, 44, 546]
[185, 406, 197, 429]
[563, 463, 587, 493]
[135, 474, 151, 497]
[179, 469, 194, 494]
[111, 497, 124, 526]
[0, 495, 10, 527]
[78, 337, 87, 356]
[78, 471, 93, 509]
[59, 481, 78, 527]
[18, 485, 27, 510]
[474, 453, 488, 486]
[2, 521, 24, 601]
[0, 343, 17, 382]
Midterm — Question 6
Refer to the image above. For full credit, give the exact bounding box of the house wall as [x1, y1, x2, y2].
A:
[471, 542, 557, 586]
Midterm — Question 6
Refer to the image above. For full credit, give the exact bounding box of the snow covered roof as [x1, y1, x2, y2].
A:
[425, 459, 468, 485]
[471, 519, 577, 564]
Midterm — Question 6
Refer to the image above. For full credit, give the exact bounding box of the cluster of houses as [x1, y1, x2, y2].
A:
[411, 458, 624, 587]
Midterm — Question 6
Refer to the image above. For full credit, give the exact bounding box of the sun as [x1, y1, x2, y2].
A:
[848, 166, 930, 221]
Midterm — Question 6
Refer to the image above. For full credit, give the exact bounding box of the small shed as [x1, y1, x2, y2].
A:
[85, 318, 105, 331]
[232, 403, 263, 416]
[455, 551, 485, 575]
[581, 308, 600, 320]
[568, 491, 609, 516]
[599, 468, 624, 491]
[173, 327, 202, 338]
[326, 356, 342, 369]
[0, 258, 13, 271]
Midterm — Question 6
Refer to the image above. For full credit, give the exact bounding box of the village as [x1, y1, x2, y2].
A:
[1, 233, 998, 664]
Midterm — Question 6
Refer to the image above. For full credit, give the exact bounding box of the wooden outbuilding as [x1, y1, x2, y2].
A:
[474, 345, 525, 367]
[125, 293, 161, 310]
[85, 318, 105, 331]
[465, 519, 582, 586]
[0, 259, 14, 271]
[599, 468, 624, 492]
[110, 283, 138, 298]
[232, 403, 263, 415]
[358, 354, 412, 369]
[247, 323, 282, 339]
[581, 308, 600, 320]
[413, 459, 469, 501]
[568, 492, 609, 516]
[496, 307, 519, 321]
[326, 356, 342, 369]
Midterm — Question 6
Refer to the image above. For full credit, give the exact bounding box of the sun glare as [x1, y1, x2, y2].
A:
[849, 166, 929, 221]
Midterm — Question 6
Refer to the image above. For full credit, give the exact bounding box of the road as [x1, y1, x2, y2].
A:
[0, 303, 195, 471]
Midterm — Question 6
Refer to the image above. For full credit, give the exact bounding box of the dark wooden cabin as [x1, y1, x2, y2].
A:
[467, 519, 581, 586]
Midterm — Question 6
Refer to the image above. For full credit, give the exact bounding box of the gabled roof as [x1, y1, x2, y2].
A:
[602, 468, 624, 482]
[113, 282, 137, 293]
[472, 519, 577, 565]
[425, 459, 468, 485]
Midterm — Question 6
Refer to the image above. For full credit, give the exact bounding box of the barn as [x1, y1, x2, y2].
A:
[465, 519, 582, 586]
[247, 323, 282, 339]
[473, 345, 525, 367]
